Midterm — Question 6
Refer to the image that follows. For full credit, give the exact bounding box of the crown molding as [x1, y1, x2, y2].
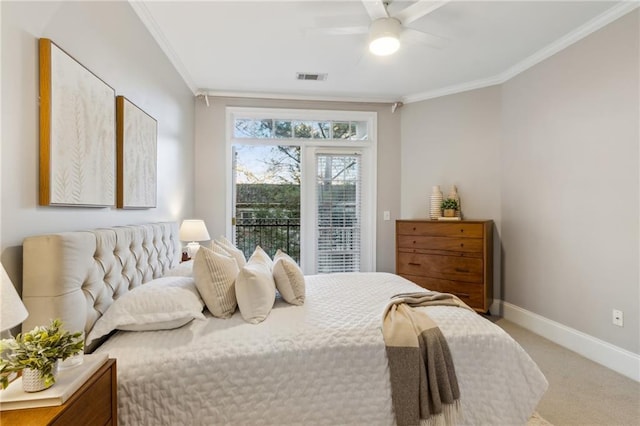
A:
[128, 0, 198, 94]
[196, 90, 398, 104]
[131, 1, 638, 104]
[497, 1, 640, 83]
[401, 75, 503, 104]
[402, 1, 639, 104]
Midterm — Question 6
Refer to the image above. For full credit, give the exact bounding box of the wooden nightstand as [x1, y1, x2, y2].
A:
[0, 358, 117, 426]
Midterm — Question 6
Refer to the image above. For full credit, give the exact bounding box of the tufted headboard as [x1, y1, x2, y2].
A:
[21, 222, 181, 349]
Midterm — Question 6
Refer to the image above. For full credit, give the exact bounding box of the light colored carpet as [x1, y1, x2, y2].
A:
[497, 319, 640, 426]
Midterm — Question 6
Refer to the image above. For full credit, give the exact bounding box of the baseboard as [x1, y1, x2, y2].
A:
[500, 300, 640, 382]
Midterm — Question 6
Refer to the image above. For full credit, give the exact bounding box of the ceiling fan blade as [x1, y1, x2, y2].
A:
[361, 0, 388, 21]
[306, 26, 369, 36]
[391, 0, 449, 25]
[401, 28, 449, 50]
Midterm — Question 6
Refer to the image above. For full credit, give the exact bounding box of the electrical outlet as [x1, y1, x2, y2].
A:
[383, 211, 390, 221]
[612, 309, 624, 327]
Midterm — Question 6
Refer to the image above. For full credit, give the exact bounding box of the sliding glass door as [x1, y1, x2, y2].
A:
[232, 144, 301, 262]
[227, 107, 376, 274]
[315, 153, 362, 273]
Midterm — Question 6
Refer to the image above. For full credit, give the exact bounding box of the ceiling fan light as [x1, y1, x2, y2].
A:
[368, 18, 402, 56]
[369, 36, 400, 56]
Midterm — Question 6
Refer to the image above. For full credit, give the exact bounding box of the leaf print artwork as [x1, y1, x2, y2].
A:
[117, 96, 157, 209]
[41, 39, 115, 206]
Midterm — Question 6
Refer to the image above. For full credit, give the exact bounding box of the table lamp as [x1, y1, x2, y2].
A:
[1, 263, 28, 334]
[179, 219, 211, 258]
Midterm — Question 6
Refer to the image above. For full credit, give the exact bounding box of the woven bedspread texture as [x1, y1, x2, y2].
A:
[96, 272, 548, 425]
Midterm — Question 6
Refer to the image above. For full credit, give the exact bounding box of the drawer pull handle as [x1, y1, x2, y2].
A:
[460, 229, 464, 233]
[455, 268, 470, 273]
[408, 262, 421, 266]
[460, 243, 464, 247]
[413, 240, 417, 244]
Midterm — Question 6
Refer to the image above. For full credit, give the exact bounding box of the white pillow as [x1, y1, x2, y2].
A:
[235, 258, 276, 324]
[248, 245, 273, 270]
[193, 246, 239, 318]
[214, 236, 247, 268]
[86, 276, 205, 345]
[274, 249, 296, 264]
[163, 260, 193, 277]
[273, 250, 306, 306]
[209, 241, 233, 257]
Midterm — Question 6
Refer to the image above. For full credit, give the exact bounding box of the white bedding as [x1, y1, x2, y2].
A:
[96, 272, 547, 425]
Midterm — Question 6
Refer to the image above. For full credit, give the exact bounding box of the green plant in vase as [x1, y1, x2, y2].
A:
[0, 319, 84, 391]
[440, 198, 459, 217]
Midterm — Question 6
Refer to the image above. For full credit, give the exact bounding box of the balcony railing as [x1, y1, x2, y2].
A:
[235, 218, 300, 263]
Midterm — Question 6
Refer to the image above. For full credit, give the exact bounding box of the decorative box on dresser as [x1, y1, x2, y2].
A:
[396, 220, 493, 313]
[0, 358, 117, 426]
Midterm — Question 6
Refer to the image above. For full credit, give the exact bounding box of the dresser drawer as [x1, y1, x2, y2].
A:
[399, 274, 484, 309]
[397, 221, 483, 238]
[397, 252, 483, 283]
[397, 235, 483, 253]
[396, 220, 493, 313]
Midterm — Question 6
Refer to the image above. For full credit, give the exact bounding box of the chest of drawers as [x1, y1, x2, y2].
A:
[396, 220, 493, 313]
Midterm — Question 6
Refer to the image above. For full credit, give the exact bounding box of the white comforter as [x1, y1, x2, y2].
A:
[96, 272, 547, 425]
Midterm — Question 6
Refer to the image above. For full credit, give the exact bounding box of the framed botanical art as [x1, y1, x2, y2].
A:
[116, 96, 157, 209]
[39, 38, 116, 206]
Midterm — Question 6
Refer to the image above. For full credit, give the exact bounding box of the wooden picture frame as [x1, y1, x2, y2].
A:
[116, 96, 157, 209]
[39, 38, 116, 207]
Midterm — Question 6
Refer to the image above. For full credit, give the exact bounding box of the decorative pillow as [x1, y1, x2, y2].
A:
[214, 236, 247, 268]
[248, 245, 273, 270]
[235, 258, 276, 324]
[193, 246, 239, 318]
[163, 260, 193, 277]
[272, 250, 306, 305]
[86, 276, 205, 345]
[209, 241, 233, 257]
[274, 249, 296, 264]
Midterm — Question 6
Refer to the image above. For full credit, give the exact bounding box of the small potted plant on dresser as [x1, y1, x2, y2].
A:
[0, 319, 84, 392]
[441, 198, 459, 218]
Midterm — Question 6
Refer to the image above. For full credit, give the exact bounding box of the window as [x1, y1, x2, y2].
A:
[226, 107, 376, 274]
[233, 117, 369, 141]
[233, 144, 301, 262]
[316, 153, 362, 273]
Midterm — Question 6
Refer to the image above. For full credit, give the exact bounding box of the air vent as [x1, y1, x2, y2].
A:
[296, 72, 327, 81]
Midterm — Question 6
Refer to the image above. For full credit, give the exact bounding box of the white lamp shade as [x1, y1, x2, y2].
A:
[1, 264, 28, 332]
[369, 18, 401, 56]
[179, 220, 211, 242]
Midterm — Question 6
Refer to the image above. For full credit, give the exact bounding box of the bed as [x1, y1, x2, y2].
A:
[21, 222, 548, 425]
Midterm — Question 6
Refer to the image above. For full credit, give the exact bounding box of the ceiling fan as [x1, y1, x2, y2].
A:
[311, 0, 450, 56]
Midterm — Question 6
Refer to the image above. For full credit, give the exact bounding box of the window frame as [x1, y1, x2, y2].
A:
[225, 107, 377, 273]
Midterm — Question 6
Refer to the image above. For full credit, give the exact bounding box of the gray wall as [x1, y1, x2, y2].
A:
[400, 86, 503, 301]
[401, 11, 639, 353]
[400, 86, 502, 223]
[194, 96, 401, 273]
[1, 2, 195, 287]
[501, 10, 639, 353]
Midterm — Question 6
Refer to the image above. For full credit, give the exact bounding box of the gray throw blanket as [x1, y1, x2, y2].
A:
[382, 292, 475, 426]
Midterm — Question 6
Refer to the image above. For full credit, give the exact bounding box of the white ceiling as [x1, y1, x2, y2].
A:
[131, 1, 635, 103]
